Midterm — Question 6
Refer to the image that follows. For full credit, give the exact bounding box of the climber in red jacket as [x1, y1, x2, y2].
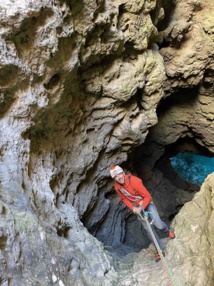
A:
[110, 165, 175, 262]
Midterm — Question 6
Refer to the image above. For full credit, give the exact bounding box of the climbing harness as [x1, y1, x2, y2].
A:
[138, 209, 177, 286]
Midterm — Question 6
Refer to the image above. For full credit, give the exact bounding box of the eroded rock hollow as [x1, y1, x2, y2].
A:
[0, 0, 213, 285]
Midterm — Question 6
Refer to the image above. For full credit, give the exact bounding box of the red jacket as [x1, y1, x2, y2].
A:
[114, 174, 151, 211]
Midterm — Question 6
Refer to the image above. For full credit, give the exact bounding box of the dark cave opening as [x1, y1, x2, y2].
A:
[83, 132, 213, 259]
[92, 136, 207, 257]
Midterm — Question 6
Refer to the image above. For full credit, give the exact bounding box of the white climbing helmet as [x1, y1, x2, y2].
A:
[110, 165, 124, 178]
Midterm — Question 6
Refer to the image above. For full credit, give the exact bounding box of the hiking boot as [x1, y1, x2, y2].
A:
[155, 251, 165, 263]
[168, 231, 175, 239]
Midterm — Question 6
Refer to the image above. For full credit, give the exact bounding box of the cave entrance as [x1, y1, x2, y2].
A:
[83, 137, 213, 258]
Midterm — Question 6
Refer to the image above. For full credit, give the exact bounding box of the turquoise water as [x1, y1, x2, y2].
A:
[170, 152, 214, 186]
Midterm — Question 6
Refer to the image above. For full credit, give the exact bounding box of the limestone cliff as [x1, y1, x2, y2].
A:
[0, 0, 213, 285]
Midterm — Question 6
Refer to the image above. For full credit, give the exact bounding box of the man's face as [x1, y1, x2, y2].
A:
[114, 172, 125, 185]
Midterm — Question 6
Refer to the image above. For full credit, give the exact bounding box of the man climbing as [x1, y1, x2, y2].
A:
[110, 165, 175, 262]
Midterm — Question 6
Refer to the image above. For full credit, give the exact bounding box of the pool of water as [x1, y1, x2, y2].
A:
[169, 151, 214, 186]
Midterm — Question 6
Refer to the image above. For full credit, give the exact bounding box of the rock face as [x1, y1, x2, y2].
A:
[0, 0, 213, 285]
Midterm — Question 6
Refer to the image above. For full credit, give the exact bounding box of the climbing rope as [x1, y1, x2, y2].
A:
[138, 211, 177, 286]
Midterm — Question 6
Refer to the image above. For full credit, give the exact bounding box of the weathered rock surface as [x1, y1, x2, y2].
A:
[0, 0, 213, 285]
